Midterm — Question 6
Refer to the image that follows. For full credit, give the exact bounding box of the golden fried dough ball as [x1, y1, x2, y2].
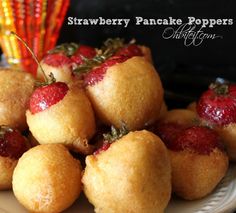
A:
[167, 126, 228, 200]
[170, 148, 228, 200]
[13, 144, 82, 213]
[26, 83, 96, 154]
[215, 124, 236, 161]
[82, 130, 171, 213]
[160, 109, 197, 127]
[0, 68, 35, 130]
[86, 57, 163, 130]
[0, 156, 17, 190]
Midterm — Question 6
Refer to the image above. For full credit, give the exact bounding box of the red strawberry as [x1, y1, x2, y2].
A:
[42, 53, 73, 68]
[150, 123, 186, 148]
[29, 82, 69, 114]
[169, 126, 224, 155]
[197, 83, 236, 126]
[93, 143, 111, 155]
[71, 45, 96, 65]
[0, 127, 28, 159]
[84, 55, 129, 86]
[115, 44, 143, 58]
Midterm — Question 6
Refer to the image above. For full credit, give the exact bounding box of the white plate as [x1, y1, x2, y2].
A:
[0, 165, 236, 213]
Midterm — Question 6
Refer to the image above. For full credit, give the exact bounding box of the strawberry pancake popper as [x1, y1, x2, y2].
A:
[82, 129, 171, 213]
[156, 124, 228, 200]
[26, 49, 96, 154]
[197, 82, 236, 160]
[82, 39, 163, 130]
[13, 144, 82, 213]
[26, 80, 96, 154]
[38, 43, 96, 83]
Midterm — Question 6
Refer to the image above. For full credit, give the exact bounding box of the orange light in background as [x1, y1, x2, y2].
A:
[0, 0, 70, 76]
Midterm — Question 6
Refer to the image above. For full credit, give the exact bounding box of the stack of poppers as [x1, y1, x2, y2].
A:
[0, 38, 232, 213]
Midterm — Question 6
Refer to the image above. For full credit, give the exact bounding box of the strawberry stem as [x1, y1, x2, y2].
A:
[10, 31, 48, 82]
[209, 82, 229, 95]
[103, 121, 129, 143]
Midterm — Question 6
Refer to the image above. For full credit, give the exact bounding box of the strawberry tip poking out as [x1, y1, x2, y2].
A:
[0, 127, 28, 159]
[43, 53, 73, 68]
[169, 126, 224, 155]
[29, 82, 69, 114]
[84, 55, 130, 86]
[152, 123, 186, 148]
[71, 45, 97, 65]
[197, 84, 236, 126]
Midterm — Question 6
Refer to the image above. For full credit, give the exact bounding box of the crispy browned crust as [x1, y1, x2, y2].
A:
[13, 144, 82, 213]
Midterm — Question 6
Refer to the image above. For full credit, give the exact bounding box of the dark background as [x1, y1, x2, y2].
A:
[58, 0, 236, 108]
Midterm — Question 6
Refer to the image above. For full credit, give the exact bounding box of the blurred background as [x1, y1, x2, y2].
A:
[58, 0, 236, 108]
